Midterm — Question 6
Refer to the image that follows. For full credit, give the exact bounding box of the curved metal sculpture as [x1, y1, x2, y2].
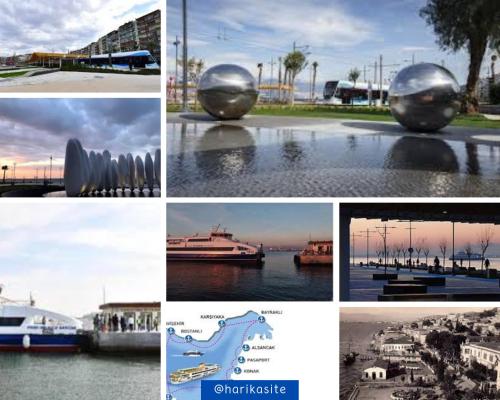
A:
[389, 63, 460, 132]
[197, 64, 258, 120]
[63, 139, 160, 197]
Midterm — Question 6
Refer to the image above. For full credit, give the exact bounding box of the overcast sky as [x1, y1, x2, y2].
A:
[0, 203, 161, 317]
[167, 203, 333, 248]
[0, 99, 160, 178]
[167, 0, 497, 90]
[0, 0, 160, 55]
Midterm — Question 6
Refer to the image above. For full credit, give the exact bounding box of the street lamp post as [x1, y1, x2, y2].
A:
[182, 0, 189, 112]
[173, 36, 181, 102]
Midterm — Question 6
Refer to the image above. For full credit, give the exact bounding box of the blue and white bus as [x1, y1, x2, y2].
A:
[323, 80, 389, 105]
[77, 50, 160, 71]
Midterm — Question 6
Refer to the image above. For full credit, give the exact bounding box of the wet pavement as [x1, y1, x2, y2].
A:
[350, 264, 500, 301]
[167, 113, 500, 197]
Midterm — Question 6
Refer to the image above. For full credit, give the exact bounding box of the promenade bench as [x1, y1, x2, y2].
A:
[373, 273, 398, 280]
[383, 284, 427, 295]
[413, 277, 446, 286]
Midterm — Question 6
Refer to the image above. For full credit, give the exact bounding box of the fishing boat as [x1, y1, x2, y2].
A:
[0, 288, 82, 352]
[343, 340, 359, 366]
[167, 225, 265, 264]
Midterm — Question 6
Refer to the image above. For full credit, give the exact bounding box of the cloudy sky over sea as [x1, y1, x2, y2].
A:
[0, 203, 161, 317]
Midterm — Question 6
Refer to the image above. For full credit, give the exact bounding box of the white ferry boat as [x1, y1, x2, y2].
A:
[169, 363, 221, 384]
[0, 288, 82, 352]
[449, 251, 483, 261]
[167, 226, 265, 263]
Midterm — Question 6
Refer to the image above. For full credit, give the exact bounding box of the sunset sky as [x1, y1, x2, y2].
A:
[0, 99, 160, 179]
[167, 203, 333, 248]
[351, 218, 499, 256]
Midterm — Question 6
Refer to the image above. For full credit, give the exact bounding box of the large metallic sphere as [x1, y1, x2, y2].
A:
[197, 64, 258, 120]
[389, 63, 460, 132]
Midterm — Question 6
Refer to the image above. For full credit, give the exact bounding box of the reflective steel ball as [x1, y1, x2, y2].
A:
[389, 63, 460, 132]
[197, 64, 258, 120]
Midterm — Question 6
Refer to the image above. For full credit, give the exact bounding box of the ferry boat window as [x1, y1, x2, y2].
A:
[187, 238, 210, 242]
[0, 317, 25, 326]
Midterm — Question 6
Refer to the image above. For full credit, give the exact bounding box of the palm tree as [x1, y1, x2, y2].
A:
[311, 61, 319, 102]
[347, 68, 361, 105]
[283, 51, 308, 106]
[187, 58, 204, 110]
[1, 165, 8, 184]
[257, 63, 263, 89]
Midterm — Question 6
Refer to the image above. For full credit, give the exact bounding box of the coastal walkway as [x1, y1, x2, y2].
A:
[350, 264, 500, 301]
[168, 113, 500, 146]
[0, 71, 160, 92]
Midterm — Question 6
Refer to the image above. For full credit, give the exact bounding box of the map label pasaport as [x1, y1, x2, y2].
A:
[201, 380, 299, 400]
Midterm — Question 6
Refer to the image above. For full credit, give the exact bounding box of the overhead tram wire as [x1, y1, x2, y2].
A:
[184, 31, 361, 66]
[375, 224, 397, 275]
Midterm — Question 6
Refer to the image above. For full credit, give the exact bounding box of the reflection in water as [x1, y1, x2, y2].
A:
[194, 125, 256, 178]
[385, 136, 459, 172]
[347, 135, 358, 151]
[281, 129, 304, 164]
[465, 142, 480, 175]
[167, 252, 333, 301]
[167, 122, 500, 197]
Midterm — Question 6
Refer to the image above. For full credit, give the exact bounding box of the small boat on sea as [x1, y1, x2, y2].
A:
[449, 251, 483, 261]
[343, 341, 359, 366]
[294, 240, 333, 265]
[167, 225, 265, 264]
[0, 289, 82, 352]
[183, 350, 204, 357]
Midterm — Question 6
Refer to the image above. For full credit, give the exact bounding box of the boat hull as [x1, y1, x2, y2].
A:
[0, 334, 81, 353]
[167, 253, 263, 262]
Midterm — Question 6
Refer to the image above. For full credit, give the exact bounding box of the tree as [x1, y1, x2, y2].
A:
[311, 61, 318, 102]
[415, 238, 424, 265]
[420, 1, 500, 114]
[464, 242, 473, 269]
[178, 57, 205, 108]
[423, 240, 430, 266]
[441, 372, 458, 400]
[257, 63, 263, 90]
[187, 58, 204, 110]
[401, 242, 408, 268]
[348, 68, 361, 87]
[1, 165, 8, 184]
[283, 51, 308, 106]
[439, 238, 448, 269]
[478, 226, 495, 270]
[347, 68, 361, 105]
